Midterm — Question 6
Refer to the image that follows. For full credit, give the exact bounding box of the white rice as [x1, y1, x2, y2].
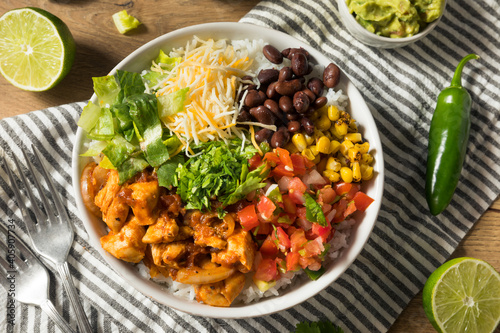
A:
[134, 38, 355, 305]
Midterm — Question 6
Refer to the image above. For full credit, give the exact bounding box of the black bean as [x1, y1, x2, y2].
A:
[286, 112, 301, 121]
[275, 79, 302, 96]
[287, 120, 301, 133]
[237, 110, 252, 122]
[302, 88, 316, 103]
[255, 128, 273, 144]
[314, 96, 328, 109]
[291, 52, 308, 77]
[279, 95, 294, 113]
[244, 90, 266, 108]
[263, 44, 283, 64]
[258, 69, 279, 85]
[301, 117, 315, 135]
[286, 47, 310, 60]
[293, 90, 310, 114]
[271, 127, 290, 148]
[279, 67, 293, 82]
[264, 99, 280, 116]
[250, 105, 276, 125]
[266, 81, 278, 99]
[307, 78, 324, 97]
[323, 63, 340, 88]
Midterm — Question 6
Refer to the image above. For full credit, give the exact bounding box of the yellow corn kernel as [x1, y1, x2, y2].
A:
[361, 164, 374, 180]
[310, 110, 320, 121]
[326, 157, 341, 172]
[313, 154, 321, 164]
[347, 147, 361, 162]
[316, 115, 332, 132]
[319, 105, 329, 116]
[361, 153, 374, 165]
[352, 162, 361, 182]
[316, 157, 328, 174]
[309, 145, 319, 156]
[340, 167, 353, 183]
[345, 132, 362, 143]
[348, 119, 358, 132]
[334, 120, 348, 137]
[302, 148, 316, 161]
[339, 155, 349, 167]
[304, 133, 315, 145]
[355, 142, 370, 154]
[324, 131, 333, 141]
[329, 140, 341, 154]
[339, 140, 354, 156]
[327, 105, 340, 121]
[323, 170, 340, 183]
[292, 133, 307, 152]
[316, 136, 330, 154]
[285, 141, 299, 154]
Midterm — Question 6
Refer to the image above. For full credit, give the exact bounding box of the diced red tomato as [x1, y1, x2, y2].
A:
[256, 221, 272, 235]
[288, 177, 307, 205]
[290, 228, 308, 253]
[353, 191, 374, 212]
[303, 237, 325, 257]
[237, 204, 259, 230]
[286, 251, 300, 272]
[345, 183, 361, 200]
[272, 164, 294, 178]
[264, 152, 280, 166]
[299, 256, 318, 269]
[260, 235, 278, 258]
[290, 154, 306, 175]
[335, 182, 352, 196]
[282, 194, 296, 214]
[248, 153, 262, 170]
[272, 226, 291, 252]
[332, 198, 347, 223]
[318, 187, 337, 205]
[254, 258, 278, 282]
[308, 222, 332, 243]
[257, 195, 276, 221]
[344, 201, 357, 218]
[276, 147, 293, 171]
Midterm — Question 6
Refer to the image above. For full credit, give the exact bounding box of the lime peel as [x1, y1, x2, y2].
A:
[112, 10, 141, 34]
[0, 7, 75, 91]
[423, 257, 500, 333]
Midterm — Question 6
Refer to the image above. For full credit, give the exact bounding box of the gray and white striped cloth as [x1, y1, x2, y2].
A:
[1, 0, 499, 332]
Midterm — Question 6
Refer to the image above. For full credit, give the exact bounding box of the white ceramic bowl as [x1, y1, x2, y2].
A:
[72, 22, 385, 318]
[337, 0, 446, 48]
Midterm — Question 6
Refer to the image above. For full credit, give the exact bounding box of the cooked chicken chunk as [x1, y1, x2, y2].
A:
[211, 228, 256, 273]
[193, 223, 227, 249]
[104, 192, 130, 233]
[94, 170, 127, 232]
[142, 212, 179, 244]
[143, 245, 170, 278]
[127, 181, 159, 225]
[150, 241, 189, 269]
[194, 272, 246, 307]
[100, 216, 146, 263]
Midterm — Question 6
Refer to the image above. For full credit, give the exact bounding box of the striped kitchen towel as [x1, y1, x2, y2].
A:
[1, 0, 499, 332]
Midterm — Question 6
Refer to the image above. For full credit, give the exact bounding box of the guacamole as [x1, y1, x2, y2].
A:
[346, 0, 444, 38]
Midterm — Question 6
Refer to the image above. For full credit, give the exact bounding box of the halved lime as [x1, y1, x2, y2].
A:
[423, 257, 500, 333]
[0, 7, 75, 91]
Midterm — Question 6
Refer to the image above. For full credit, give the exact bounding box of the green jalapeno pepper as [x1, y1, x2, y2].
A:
[425, 54, 479, 216]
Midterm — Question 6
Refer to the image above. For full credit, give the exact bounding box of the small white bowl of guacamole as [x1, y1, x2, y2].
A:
[337, 0, 446, 48]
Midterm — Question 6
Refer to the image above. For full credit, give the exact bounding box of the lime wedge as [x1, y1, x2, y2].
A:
[0, 7, 75, 91]
[423, 257, 500, 333]
[112, 10, 141, 34]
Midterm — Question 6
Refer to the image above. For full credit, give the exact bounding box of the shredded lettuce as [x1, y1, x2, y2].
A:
[92, 75, 120, 106]
[157, 87, 189, 121]
[78, 101, 102, 133]
[102, 134, 136, 168]
[86, 108, 114, 141]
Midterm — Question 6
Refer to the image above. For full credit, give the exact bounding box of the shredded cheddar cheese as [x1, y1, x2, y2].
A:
[153, 37, 257, 151]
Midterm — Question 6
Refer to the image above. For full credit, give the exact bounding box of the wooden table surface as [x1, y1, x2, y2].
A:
[1, 1, 499, 332]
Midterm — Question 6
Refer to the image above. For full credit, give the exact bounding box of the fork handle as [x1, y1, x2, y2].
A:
[40, 299, 77, 333]
[56, 262, 93, 333]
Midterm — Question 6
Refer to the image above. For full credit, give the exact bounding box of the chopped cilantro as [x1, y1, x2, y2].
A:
[304, 193, 327, 226]
[294, 320, 344, 333]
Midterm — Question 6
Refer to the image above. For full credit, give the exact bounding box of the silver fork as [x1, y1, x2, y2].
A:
[5, 147, 92, 333]
[0, 222, 76, 333]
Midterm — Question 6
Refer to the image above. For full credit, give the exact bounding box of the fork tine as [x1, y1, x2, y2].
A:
[31, 147, 70, 222]
[3, 158, 40, 234]
[19, 149, 56, 225]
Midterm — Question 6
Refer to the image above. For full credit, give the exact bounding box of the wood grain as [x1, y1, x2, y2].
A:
[1, 1, 499, 332]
